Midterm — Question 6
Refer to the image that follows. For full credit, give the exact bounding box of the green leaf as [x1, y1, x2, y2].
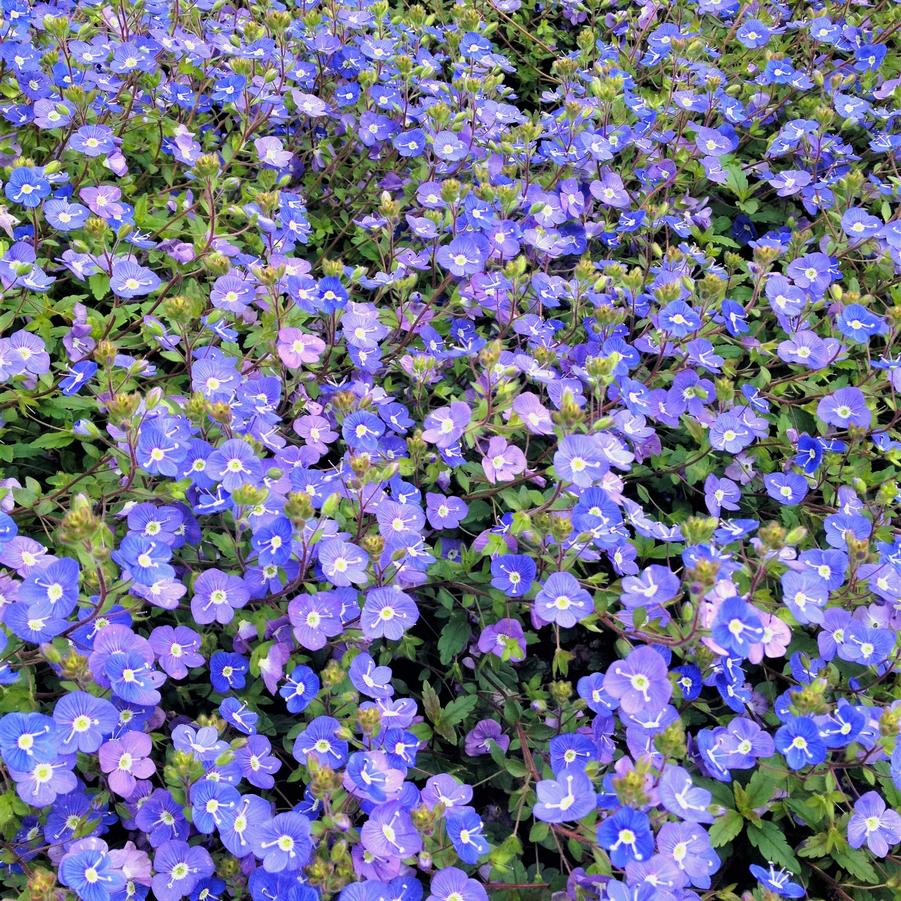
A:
[746, 821, 800, 872]
[31, 431, 75, 449]
[832, 846, 879, 884]
[89, 273, 109, 300]
[437, 611, 470, 665]
[421, 681, 441, 725]
[709, 809, 744, 848]
[442, 693, 477, 727]
[743, 769, 781, 809]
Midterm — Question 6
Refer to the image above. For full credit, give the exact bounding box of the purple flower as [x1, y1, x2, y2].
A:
[53, 691, 118, 754]
[657, 822, 719, 889]
[98, 730, 155, 797]
[446, 806, 490, 863]
[288, 590, 344, 650]
[817, 387, 871, 429]
[481, 437, 526, 484]
[657, 766, 714, 823]
[422, 402, 471, 448]
[464, 719, 509, 756]
[603, 646, 672, 715]
[361, 587, 419, 640]
[250, 812, 312, 872]
[490, 554, 535, 597]
[534, 572, 593, 628]
[426, 493, 468, 529]
[436, 235, 489, 276]
[533, 769, 596, 823]
[477, 618, 524, 662]
[764, 472, 809, 506]
[711, 597, 764, 657]
[206, 439, 263, 491]
[151, 840, 214, 901]
[69, 124, 117, 157]
[110, 260, 161, 298]
[191, 569, 249, 625]
[361, 800, 422, 860]
[847, 791, 901, 857]
[427, 867, 488, 901]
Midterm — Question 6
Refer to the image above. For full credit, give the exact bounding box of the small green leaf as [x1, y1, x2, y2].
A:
[437, 611, 470, 665]
[832, 846, 879, 884]
[442, 693, 477, 727]
[746, 821, 800, 872]
[709, 809, 744, 848]
[421, 681, 441, 725]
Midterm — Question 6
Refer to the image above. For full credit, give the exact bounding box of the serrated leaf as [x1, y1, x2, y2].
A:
[746, 821, 800, 872]
[89, 273, 109, 300]
[442, 693, 477, 727]
[832, 846, 879, 884]
[709, 809, 744, 848]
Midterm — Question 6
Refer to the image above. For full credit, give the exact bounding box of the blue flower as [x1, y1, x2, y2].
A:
[749, 863, 805, 898]
[775, 716, 827, 770]
[445, 806, 490, 863]
[597, 807, 654, 867]
[5, 166, 50, 207]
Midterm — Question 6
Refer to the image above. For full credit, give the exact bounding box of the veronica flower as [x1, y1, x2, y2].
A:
[361, 801, 422, 860]
[135, 789, 188, 847]
[288, 591, 344, 650]
[774, 716, 827, 770]
[426, 493, 468, 529]
[711, 597, 765, 658]
[151, 841, 214, 901]
[361, 587, 419, 640]
[490, 554, 535, 598]
[464, 719, 509, 756]
[190, 780, 240, 834]
[749, 864, 805, 898]
[603, 647, 672, 715]
[533, 769, 596, 823]
[847, 791, 901, 857]
[69, 124, 117, 157]
[422, 402, 471, 448]
[98, 731, 155, 797]
[148, 626, 203, 679]
[110, 260, 161, 298]
[763, 472, 808, 506]
[349, 653, 394, 700]
[657, 822, 719, 889]
[0, 712, 59, 771]
[436, 235, 488, 276]
[10, 755, 78, 806]
[477, 618, 525, 662]
[445, 806, 490, 863]
[317, 538, 369, 587]
[481, 436, 526, 484]
[427, 867, 488, 901]
[59, 841, 125, 901]
[658, 766, 713, 823]
[597, 807, 654, 866]
[534, 572, 592, 628]
[53, 691, 118, 754]
[191, 569, 249, 625]
[292, 716, 348, 768]
[5, 166, 51, 207]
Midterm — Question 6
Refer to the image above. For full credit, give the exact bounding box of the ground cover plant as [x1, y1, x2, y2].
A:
[0, 0, 899, 899]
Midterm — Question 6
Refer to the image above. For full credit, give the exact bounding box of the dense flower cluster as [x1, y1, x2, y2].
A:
[0, 0, 899, 899]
